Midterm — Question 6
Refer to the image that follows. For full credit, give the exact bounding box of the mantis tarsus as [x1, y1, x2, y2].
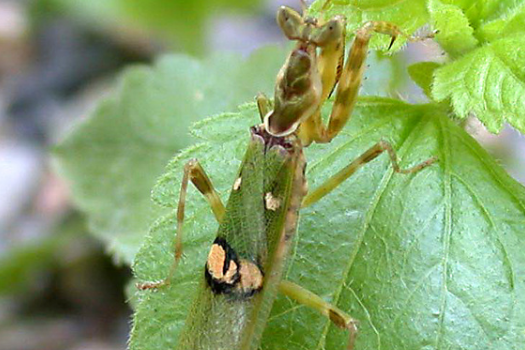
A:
[136, 2, 436, 349]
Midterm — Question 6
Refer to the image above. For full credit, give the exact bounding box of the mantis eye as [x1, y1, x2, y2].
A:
[311, 17, 345, 46]
[277, 6, 304, 40]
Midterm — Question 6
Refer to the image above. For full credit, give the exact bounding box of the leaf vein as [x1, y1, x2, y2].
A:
[435, 114, 453, 348]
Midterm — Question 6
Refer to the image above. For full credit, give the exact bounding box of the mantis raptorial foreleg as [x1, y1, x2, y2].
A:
[299, 21, 436, 145]
[137, 160, 225, 290]
[302, 140, 438, 208]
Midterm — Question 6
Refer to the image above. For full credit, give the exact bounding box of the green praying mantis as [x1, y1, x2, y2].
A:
[136, 1, 437, 349]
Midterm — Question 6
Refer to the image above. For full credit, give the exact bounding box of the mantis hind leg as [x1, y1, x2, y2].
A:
[137, 160, 225, 290]
[279, 280, 358, 350]
[302, 140, 437, 208]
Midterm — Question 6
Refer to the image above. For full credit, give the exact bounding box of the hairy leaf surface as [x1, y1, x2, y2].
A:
[428, 0, 478, 57]
[422, 0, 525, 135]
[432, 35, 525, 134]
[478, 2, 525, 42]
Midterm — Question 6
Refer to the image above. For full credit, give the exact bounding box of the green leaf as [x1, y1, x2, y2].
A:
[54, 48, 288, 264]
[424, 1, 525, 134]
[427, 0, 478, 57]
[131, 97, 525, 349]
[308, 0, 430, 51]
[436, 0, 518, 29]
[408, 61, 442, 99]
[432, 35, 525, 134]
[478, 2, 525, 42]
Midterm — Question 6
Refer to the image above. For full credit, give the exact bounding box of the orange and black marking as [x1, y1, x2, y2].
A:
[205, 237, 263, 298]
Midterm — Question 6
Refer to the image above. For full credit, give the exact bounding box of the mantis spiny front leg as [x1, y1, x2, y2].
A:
[266, 5, 436, 145]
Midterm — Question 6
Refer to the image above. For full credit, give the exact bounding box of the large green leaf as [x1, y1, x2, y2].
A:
[54, 48, 288, 264]
[131, 97, 525, 349]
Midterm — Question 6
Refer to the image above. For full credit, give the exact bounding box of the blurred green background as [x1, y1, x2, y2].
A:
[1, 1, 524, 349]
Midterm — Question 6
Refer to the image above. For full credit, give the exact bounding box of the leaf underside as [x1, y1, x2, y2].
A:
[131, 97, 525, 350]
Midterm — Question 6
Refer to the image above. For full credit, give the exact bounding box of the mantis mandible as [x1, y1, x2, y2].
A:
[136, 2, 436, 349]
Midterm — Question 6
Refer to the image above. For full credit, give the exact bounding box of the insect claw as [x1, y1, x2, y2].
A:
[388, 35, 397, 50]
